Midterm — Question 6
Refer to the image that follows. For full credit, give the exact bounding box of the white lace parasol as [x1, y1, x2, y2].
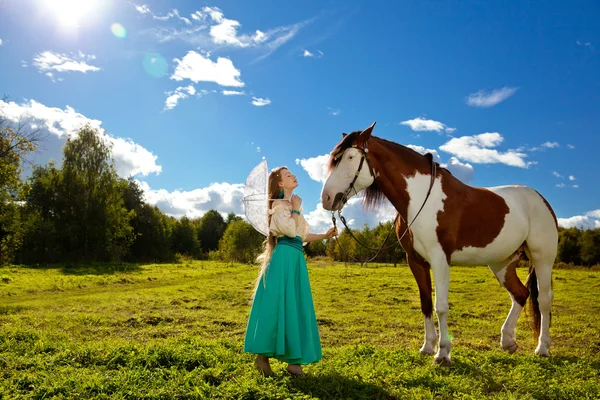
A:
[242, 159, 270, 236]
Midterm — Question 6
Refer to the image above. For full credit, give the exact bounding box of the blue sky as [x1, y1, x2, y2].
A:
[1, 0, 599, 232]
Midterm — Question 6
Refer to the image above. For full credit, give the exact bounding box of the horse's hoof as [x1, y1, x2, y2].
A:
[502, 342, 518, 354]
[433, 356, 452, 367]
[535, 348, 550, 357]
[419, 346, 435, 356]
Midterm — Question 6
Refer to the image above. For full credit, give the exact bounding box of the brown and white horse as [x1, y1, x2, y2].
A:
[321, 122, 558, 366]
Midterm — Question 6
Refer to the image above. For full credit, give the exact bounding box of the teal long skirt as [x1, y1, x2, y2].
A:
[244, 236, 322, 365]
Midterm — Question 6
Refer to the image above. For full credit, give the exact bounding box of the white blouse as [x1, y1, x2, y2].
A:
[269, 203, 310, 241]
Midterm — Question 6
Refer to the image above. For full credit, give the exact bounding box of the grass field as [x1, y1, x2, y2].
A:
[1, 260, 599, 399]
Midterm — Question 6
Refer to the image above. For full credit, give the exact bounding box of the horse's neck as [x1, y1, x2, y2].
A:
[370, 138, 468, 219]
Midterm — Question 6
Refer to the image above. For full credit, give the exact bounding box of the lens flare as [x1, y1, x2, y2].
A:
[142, 52, 168, 78]
[111, 23, 127, 39]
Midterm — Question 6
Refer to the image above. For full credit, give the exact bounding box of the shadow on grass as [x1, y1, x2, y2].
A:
[288, 371, 396, 400]
[17, 262, 145, 276]
[60, 263, 145, 276]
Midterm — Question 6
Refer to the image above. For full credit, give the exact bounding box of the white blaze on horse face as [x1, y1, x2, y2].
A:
[321, 148, 375, 210]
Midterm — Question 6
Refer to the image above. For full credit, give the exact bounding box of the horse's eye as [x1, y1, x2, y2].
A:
[348, 155, 353, 160]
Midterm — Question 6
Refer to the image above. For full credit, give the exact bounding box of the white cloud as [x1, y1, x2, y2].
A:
[222, 90, 245, 96]
[406, 145, 441, 162]
[0, 39, 3, 46]
[32, 51, 100, 80]
[171, 50, 244, 87]
[567, 144, 576, 149]
[443, 157, 475, 184]
[465, 86, 518, 108]
[139, 5, 311, 60]
[541, 141, 559, 149]
[251, 97, 271, 107]
[133, 4, 191, 24]
[134, 4, 151, 14]
[204, 6, 266, 47]
[302, 49, 323, 58]
[572, 184, 579, 188]
[137, 181, 244, 219]
[586, 210, 600, 219]
[164, 85, 196, 110]
[400, 117, 455, 133]
[558, 210, 600, 230]
[553, 171, 563, 178]
[296, 154, 330, 184]
[569, 175, 576, 181]
[576, 40, 592, 47]
[439, 132, 531, 168]
[556, 183, 566, 188]
[407, 145, 474, 183]
[328, 107, 340, 116]
[0, 99, 161, 178]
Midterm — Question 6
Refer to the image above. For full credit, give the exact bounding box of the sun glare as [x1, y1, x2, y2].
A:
[43, 0, 98, 28]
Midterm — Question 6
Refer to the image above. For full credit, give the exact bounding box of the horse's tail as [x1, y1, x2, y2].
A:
[525, 261, 541, 338]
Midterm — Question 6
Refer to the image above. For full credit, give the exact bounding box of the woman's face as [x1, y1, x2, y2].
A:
[279, 168, 298, 191]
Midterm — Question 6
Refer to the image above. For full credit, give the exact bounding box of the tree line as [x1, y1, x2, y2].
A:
[1, 120, 598, 267]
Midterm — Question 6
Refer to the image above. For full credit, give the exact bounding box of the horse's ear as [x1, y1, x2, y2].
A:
[342, 132, 348, 138]
[359, 121, 376, 139]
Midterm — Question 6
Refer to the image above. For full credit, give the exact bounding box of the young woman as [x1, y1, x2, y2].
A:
[243, 166, 337, 377]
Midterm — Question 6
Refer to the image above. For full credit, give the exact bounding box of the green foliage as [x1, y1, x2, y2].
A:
[557, 227, 600, 266]
[59, 125, 134, 261]
[197, 210, 227, 253]
[0, 261, 598, 399]
[326, 220, 405, 265]
[578, 229, 600, 266]
[0, 122, 37, 264]
[218, 219, 264, 263]
[17, 126, 134, 263]
[172, 216, 202, 258]
[558, 228, 582, 265]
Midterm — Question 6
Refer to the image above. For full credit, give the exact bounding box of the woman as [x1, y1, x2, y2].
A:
[243, 166, 337, 377]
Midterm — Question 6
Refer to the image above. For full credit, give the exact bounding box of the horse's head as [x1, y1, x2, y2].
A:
[321, 122, 377, 211]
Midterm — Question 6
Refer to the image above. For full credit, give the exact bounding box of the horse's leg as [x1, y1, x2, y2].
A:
[406, 251, 436, 355]
[488, 248, 529, 354]
[430, 254, 452, 366]
[523, 189, 557, 357]
[397, 223, 436, 355]
[528, 251, 554, 357]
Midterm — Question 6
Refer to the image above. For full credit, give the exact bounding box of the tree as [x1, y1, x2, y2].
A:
[197, 210, 226, 253]
[305, 239, 327, 258]
[579, 229, 600, 266]
[0, 111, 39, 263]
[558, 228, 582, 265]
[172, 216, 201, 258]
[19, 127, 139, 263]
[226, 212, 242, 224]
[218, 219, 264, 263]
[18, 162, 63, 263]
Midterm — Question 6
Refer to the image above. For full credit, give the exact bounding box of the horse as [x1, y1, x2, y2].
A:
[320, 122, 558, 366]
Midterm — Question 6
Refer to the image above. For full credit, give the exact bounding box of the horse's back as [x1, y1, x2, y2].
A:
[488, 185, 558, 260]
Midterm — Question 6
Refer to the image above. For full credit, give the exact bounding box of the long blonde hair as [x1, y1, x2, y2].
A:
[253, 166, 288, 298]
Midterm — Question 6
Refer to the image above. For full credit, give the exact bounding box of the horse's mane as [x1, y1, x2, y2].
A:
[328, 132, 451, 210]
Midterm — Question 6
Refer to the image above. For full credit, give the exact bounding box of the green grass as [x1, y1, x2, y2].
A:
[1, 260, 599, 399]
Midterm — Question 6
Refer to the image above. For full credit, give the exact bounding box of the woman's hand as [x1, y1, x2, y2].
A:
[324, 226, 337, 239]
[291, 194, 302, 210]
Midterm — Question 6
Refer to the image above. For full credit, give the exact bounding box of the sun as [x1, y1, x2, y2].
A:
[43, 0, 98, 28]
